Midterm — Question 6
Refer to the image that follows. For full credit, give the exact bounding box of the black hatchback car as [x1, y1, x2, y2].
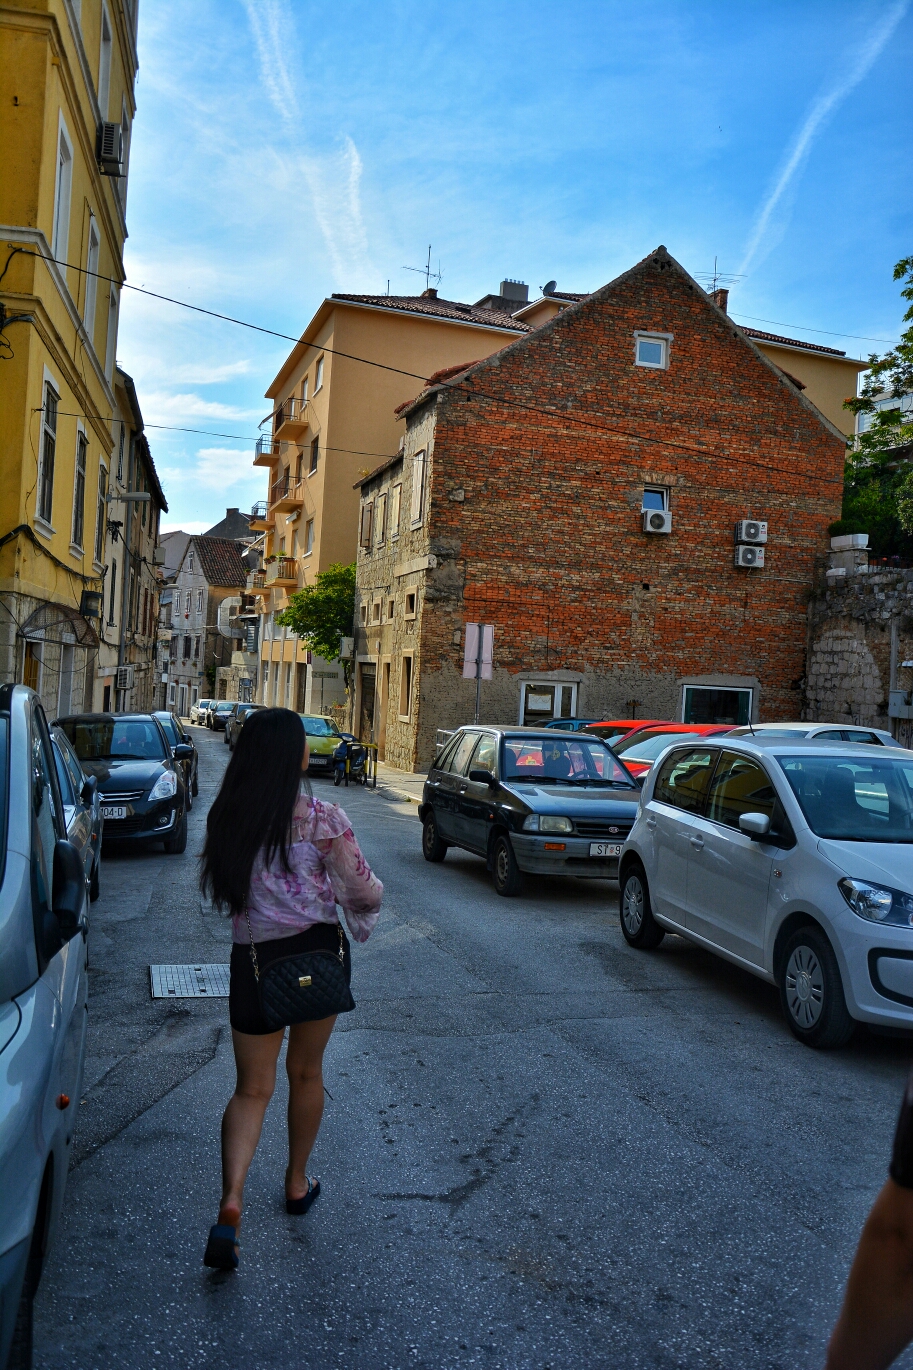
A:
[420, 726, 640, 896]
[56, 713, 192, 854]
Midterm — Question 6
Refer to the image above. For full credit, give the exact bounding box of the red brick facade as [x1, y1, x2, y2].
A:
[354, 247, 846, 769]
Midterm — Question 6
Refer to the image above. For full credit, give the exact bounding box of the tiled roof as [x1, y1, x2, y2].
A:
[543, 291, 588, 303]
[331, 292, 528, 333]
[191, 537, 247, 588]
[393, 360, 483, 417]
[741, 326, 846, 358]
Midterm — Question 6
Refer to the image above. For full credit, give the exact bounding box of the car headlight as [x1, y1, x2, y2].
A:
[148, 770, 178, 802]
[838, 877, 913, 926]
[522, 815, 572, 834]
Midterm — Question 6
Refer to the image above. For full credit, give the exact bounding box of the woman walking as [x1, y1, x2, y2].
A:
[199, 707, 382, 1270]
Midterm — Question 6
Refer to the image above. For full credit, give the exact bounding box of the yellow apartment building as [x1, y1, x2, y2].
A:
[0, 0, 141, 715]
[250, 285, 529, 712]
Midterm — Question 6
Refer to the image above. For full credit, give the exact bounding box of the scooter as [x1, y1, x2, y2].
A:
[333, 734, 367, 786]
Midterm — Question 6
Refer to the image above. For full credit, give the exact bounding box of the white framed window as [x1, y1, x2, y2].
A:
[375, 492, 387, 545]
[399, 653, 414, 720]
[83, 216, 100, 340]
[71, 429, 87, 549]
[304, 518, 314, 554]
[169, 682, 176, 706]
[52, 117, 73, 262]
[38, 380, 59, 526]
[518, 681, 577, 726]
[634, 331, 672, 370]
[301, 375, 308, 402]
[390, 483, 402, 539]
[314, 356, 325, 392]
[105, 284, 119, 382]
[641, 487, 668, 512]
[188, 552, 194, 573]
[94, 463, 107, 563]
[410, 450, 427, 524]
[185, 591, 191, 612]
[196, 588, 203, 613]
[97, 3, 113, 119]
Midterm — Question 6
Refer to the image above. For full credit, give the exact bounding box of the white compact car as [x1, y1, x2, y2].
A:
[726, 721, 903, 749]
[619, 735, 913, 1048]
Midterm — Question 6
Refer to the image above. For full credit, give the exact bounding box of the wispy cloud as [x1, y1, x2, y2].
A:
[141, 392, 259, 424]
[300, 137, 373, 284]
[238, 0, 299, 124]
[739, 1, 908, 276]
[160, 446, 266, 491]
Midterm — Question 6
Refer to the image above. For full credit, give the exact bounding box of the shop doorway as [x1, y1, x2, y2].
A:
[358, 663, 376, 741]
[519, 681, 577, 726]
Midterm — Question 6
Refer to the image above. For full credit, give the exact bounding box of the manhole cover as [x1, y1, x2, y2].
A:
[150, 964, 230, 998]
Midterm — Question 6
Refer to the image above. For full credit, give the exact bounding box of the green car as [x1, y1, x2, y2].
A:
[298, 714, 342, 777]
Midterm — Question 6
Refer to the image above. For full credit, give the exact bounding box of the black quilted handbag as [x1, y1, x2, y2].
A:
[245, 913, 355, 1030]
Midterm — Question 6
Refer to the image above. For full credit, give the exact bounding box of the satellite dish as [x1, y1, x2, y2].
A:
[542, 280, 557, 296]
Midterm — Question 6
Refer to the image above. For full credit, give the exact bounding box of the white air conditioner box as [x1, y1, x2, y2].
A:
[734, 545, 765, 569]
[735, 519, 768, 545]
[115, 664, 135, 690]
[642, 509, 672, 535]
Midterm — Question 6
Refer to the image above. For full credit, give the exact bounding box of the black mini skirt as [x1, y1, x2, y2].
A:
[229, 922, 352, 1035]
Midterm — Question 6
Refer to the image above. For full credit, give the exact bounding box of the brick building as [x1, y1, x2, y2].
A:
[353, 246, 847, 771]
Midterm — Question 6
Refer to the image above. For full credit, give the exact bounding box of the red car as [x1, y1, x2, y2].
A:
[610, 723, 735, 780]
[582, 719, 668, 749]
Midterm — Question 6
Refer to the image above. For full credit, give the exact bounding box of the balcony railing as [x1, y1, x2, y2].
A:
[250, 500, 268, 520]
[264, 557, 299, 586]
[270, 476, 305, 511]
[246, 571, 266, 593]
[274, 396, 308, 432]
[254, 435, 288, 462]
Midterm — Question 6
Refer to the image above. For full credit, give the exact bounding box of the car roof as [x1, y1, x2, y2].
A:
[445, 724, 613, 741]
[666, 734, 905, 758]
[57, 712, 161, 723]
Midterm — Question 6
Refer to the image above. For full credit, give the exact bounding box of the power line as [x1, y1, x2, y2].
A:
[730, 313, 897, 347]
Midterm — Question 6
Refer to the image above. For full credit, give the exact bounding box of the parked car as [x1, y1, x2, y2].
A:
[297, 714, 343, 777]
[55, 713, 192, 854]
[0, 685, 89, 1369]
[542, 718, 602, 732]
[727, 721, 904, 748]
[207, 701, 234, 732]
[610, 723, 735, 781]
[619, 734, 913, 1048]
[419, 725, 640, 896]
[50, 724, 102, 902]
[153, 711, 199, 807]
[190, 699, 214, 726]
[224, 702, 262, 750]
[582, 719, 668, 748]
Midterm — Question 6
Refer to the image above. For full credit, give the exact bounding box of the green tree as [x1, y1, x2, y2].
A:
[275, 563, 356, 683]
[838, 255, 913, 555]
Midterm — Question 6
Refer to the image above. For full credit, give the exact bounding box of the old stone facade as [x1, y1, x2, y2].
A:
[166, 537, 247, 717]
[354, 246, 847, 771]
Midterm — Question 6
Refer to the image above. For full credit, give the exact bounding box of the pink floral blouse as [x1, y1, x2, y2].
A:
[232, 794, 383, 945]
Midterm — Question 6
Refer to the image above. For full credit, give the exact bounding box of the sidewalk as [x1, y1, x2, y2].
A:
[374, 760, 427, 804]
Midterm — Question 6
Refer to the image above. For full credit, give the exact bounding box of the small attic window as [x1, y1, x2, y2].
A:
[634, 331, 672, 370]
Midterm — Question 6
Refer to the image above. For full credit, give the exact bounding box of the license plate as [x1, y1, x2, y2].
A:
[589, 842, 623, 857]
[103, 805, 128, 820]
[309, 756, 328, 765]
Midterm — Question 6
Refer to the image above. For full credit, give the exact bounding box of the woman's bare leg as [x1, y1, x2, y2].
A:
[218, 1027, 285, 1230]
[285, 1016, 337, 1201]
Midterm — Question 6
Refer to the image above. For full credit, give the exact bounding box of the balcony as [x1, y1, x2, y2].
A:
[274, 396, 309, 439]
[254, 435, 288, 467]
[249, 500, 271, 531]
[246, 570, 267, 594]
[264, 557, 299, 587]
[270, 475, 305, 513]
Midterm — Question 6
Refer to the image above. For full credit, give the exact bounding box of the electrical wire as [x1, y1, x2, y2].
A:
[730, 314, 898, 347]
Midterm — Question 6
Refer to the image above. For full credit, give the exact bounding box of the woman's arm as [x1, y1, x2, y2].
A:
[825, 1179, 913, 1370]
[317, 828, 383, 942]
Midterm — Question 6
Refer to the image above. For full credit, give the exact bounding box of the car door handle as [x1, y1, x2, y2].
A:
[689, 835, 704, 850]
[458, 784, 468, 793]
[645, 816, 657, 829]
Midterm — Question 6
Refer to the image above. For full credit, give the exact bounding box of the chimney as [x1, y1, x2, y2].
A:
[500, 279, 529, 304]
[421, 287, 438, 299]
[710, 287, 729, 314]
[227, 507, 238, 515]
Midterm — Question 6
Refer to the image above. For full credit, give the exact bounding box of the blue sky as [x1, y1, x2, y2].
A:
[117, 0, 913, 533]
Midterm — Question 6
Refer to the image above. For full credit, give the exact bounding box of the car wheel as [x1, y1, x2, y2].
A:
[163, 811, 188, 855]
[619, 864, 665, 949]
[192, 768, 199, 797]
[422, 813, 448, 862]
[185, 780, 193, 812]
[90, 857, 100, 903]
[779, 925, 854, 1049]
[491, 833, 522, 896]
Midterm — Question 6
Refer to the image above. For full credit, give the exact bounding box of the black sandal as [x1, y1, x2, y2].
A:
[286, 1177, 320, 1215]
[203, 1224, 240, 1269]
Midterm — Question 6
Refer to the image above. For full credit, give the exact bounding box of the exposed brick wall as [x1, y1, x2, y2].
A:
[358, 248, 846, 769]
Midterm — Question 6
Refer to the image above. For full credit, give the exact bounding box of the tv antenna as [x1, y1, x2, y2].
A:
[694, 256, 743, 293]
[402, 245, 442, 291]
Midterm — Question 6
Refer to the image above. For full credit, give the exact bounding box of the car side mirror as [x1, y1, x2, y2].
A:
[173, 744, 194, 760]
[80, 774, 97, 804]
[468, 768, 497, 787]
[52, 838, 85, 939]
[739, 812, 771, 838]
[182, 733, 192, 744]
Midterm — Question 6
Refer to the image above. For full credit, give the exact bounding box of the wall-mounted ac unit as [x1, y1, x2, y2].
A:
[642, 509, 672, 535]
[152, 545, 166, 566]
[96, 122, 124, 176]
[115, 664, 135, 690]
[734, 545, 765, 569]
[735, 520, 768, 545]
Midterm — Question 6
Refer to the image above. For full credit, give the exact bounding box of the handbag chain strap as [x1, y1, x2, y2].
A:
[245, 907, 345, 980]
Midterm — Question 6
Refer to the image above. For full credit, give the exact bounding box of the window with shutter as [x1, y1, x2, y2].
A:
[410, 450, 426, 524]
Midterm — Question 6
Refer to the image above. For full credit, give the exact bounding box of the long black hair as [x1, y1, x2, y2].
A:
[200, 707, 305, 915]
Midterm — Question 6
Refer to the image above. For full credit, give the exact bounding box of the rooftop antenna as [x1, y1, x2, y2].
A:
[402, 245, 442, 291]
[694, 257, 743, 292]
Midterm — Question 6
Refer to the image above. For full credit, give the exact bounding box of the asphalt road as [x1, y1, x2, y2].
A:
[32, 725, 913, 1369]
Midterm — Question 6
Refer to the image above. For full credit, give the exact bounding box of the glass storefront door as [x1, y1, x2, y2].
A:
[519, 682, 577, 726]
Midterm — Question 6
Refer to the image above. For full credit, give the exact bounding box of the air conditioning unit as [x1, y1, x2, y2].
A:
[115, 664, 135, 690]
[96, 121, 124, 176]
[734, 545, 765, 569]
[152, 545, 166, 566]
[735, 519, 768, 545]
[642, 509, 672, 535]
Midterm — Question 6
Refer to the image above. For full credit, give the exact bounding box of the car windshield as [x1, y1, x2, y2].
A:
[299, 716, 339, 737]
[779, 754, 913, 842]
[502, 737, 634, 787]
[155, 714, 179, 744]
[613, 730, 710, 762]
[59, 718, 167, 761]
[215, 702, 233, 712]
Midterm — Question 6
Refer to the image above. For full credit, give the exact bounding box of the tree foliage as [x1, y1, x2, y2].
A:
[839, 255, 913, 555]
[275, 563, 355, 679]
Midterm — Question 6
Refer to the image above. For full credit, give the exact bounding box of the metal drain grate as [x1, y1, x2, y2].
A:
[150, 964, 230, 999]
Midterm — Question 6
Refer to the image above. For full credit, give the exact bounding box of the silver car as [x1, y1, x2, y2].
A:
[726, 721, 903, 748]
[0, 685, 89, 1366]
[619, 735, 913, 1048]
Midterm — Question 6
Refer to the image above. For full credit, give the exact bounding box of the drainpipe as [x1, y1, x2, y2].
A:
[116, 433, 134, 711]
